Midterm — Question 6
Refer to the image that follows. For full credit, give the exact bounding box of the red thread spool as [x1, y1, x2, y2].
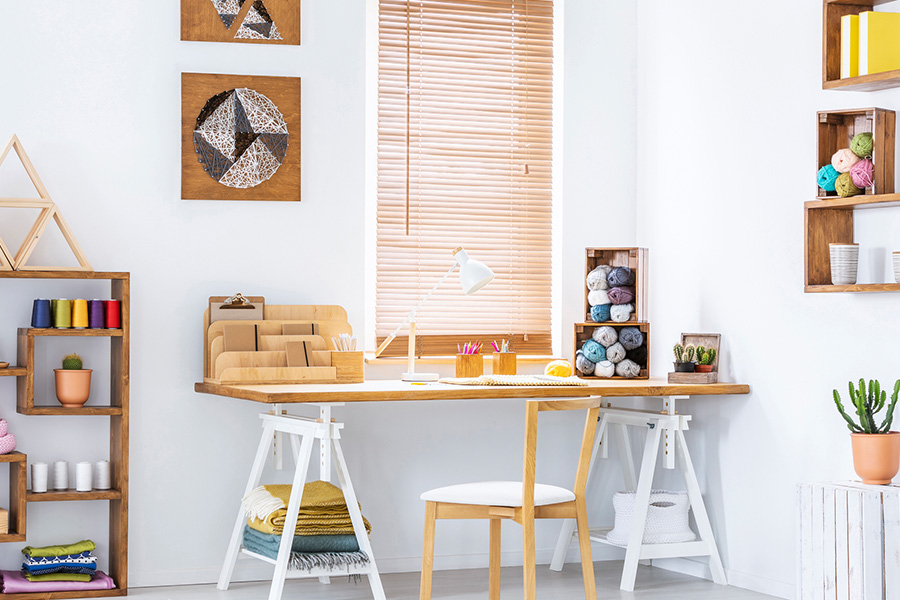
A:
[104, 300, 121, 329]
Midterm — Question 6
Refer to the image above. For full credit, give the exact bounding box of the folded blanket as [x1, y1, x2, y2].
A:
[1, 569, 114, 593]
[24, 551, 95, 567]
[24, 573, 92, 583]
[242, 536, 369, 572]
[243, 481, 371, 536]
[21, 540, 96, 558]
[22, 565, 96, 576]
[243, 525, 360, 554]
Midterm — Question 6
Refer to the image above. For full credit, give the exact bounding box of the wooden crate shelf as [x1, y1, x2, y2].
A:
[25, 328, 123, 337]
[0, 452, 26, 542]
[573, 322, 650, 380]
[20, 406, 123, 416]
[0, 367, 26, 377]
[816, 108, 895, 197]
[582, 247, 648, 322]
[27, 488, 123, 503]
[822, 1, 900, 92]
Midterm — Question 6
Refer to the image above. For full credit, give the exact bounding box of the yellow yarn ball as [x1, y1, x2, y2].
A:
[544, 360, 573, 377]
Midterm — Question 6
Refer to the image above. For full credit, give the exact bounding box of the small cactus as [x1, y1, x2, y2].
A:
[62, 353, 83, 370]
[833, 379, 900, 434]
[684, 345, 695, 362]
[673, 344, 684, 362]
[698, 347, 717, 366]
[673, 343, 696, 363]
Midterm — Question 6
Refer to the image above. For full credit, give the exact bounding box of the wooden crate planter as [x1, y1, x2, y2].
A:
[667, 333, 720, 384]
[582, 247, 648, 323]
[816, 108, 895, 198]
[573, 322, 649, 380]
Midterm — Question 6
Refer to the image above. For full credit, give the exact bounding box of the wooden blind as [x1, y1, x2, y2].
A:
[376, 0, 554, 357]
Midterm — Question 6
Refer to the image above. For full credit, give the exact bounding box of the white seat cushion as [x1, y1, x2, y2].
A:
[420, 481, 575, 507]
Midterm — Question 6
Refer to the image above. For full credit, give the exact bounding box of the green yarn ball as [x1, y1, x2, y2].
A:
[850, 132, 873, 158]
[835, 172, 862, 198]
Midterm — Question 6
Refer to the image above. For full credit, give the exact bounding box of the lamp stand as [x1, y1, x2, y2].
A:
[401, 321, 439, 382]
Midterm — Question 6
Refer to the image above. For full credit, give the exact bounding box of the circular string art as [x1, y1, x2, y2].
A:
[193, 87, 289, 189]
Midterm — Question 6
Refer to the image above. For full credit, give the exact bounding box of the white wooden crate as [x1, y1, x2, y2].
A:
[799, 482, 900, 600]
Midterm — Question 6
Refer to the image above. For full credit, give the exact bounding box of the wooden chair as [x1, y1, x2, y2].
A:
[419, 398, 602, 600]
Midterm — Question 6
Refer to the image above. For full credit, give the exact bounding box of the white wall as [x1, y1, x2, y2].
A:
[637, 1, 900, 597]
[0, 0, 641, 589]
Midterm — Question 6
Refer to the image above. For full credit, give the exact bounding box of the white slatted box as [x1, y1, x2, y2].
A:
[799, 482, 900, 600]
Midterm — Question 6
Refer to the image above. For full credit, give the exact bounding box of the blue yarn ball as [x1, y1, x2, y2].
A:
[590, 304, 611, 322]
[582, 339, 606, 363]
[817, 164, 840, 192]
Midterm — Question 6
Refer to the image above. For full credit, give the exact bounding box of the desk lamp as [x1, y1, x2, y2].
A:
[375, 247, 494, 382]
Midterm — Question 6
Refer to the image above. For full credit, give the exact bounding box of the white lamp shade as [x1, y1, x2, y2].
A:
[455, 248, 494, 295]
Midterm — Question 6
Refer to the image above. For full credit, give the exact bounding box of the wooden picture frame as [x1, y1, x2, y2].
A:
[667, 332, 721, 384]
[181, 0, 300, 45]
[182, 73, 301, 202]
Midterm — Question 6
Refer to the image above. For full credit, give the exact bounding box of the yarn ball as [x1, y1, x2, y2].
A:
[850, 158, 874, 189]
[586, 265, 611, 291]
[588, 289, 610, 307]
[544, 360, 573, 378]
[615, 359, 641, 379]
[607, 266, 635, 287]
[608, 286, 635, 305]
[832, 148, 861, 173]
[575, 351, 595, 376]
[0, 433, 16, 455]
[605, 342, 626, 364]
[594, 360, 615, 378]
[619, 327, 644, 350]
[610, 303, 634, 323]
[835, 172, 862, 198]
[590, 304, 611, 322]
[0, 419, 7, 437]
[626, 345, 648, 367]
[592, 325, 619, 347]
[850, 132, 874, 158]
[582, 340, 606, 363]
[816, 164, 840, 192]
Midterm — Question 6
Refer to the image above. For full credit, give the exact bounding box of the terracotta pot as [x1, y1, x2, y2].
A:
[696, 364, 714, 373]
[54, 369, 92, 407]
[850, 431, 900, 485]
[673, 361, 695, 373]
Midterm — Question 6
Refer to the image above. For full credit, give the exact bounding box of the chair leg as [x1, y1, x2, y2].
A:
[489, 519, 501, 600]
[574, 500, 596, 600]
[420, 502, 437, 600]
[522, 512, 537, 600]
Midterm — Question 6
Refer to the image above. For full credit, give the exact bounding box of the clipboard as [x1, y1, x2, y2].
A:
[209, 294, 265, 324]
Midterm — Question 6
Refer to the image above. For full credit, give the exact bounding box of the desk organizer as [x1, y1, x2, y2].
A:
[203, 302, 363, 384]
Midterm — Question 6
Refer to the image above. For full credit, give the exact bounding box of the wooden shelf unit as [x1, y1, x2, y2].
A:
[0, 368, 27, 377]
[574, 322, 650, 380]
[0, 270, 129, 595]
[822, 1, 900, 91]
[816, 108, 895, 198]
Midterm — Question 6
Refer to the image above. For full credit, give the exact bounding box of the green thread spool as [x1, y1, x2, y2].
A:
[850, 132, 874, 158]
[53, 299, 72, 329]
[835, 172, 862, 198]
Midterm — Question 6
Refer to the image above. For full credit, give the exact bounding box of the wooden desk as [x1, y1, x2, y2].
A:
[195, 377, 750, 596]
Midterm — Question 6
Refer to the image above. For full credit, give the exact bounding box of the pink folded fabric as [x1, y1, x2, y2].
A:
[1, 569, 115, 593]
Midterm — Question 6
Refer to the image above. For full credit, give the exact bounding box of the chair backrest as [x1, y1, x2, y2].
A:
[521, 398, 604, 511]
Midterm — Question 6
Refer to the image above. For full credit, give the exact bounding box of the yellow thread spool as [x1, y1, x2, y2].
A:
[72, 299, 89, 329]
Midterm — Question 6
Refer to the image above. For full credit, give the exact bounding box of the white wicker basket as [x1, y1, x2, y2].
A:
[606, 490, 696, 546]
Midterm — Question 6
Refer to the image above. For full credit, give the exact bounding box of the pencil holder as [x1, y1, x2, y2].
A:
[492, 352, 517, 375]
[456, 354, 483, 378]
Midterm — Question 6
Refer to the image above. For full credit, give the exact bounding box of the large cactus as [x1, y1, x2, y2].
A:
[833, 379, 900, 434]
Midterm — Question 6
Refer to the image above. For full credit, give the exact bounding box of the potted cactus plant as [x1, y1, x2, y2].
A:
[833, 379, 900, 484]
[54, 353, 92, 408]
[672, 344, 695, 373]
[695, 346, 717, 373]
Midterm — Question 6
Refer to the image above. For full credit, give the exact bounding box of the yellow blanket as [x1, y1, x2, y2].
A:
[244, 481, 372, 536]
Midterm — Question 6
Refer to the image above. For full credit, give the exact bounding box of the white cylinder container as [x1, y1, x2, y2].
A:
[830, 243, 860, 285]
[75, 461, 92, 492]
[94, 460, 111, 490]
[53, 460, 69, 491]
[31, 462, 48, 493]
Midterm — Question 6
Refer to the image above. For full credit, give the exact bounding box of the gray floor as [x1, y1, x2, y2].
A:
[129, 562, 777, 599]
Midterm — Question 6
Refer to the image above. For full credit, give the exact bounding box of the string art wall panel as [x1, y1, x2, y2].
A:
[182, 73, 301, 201]
[181, 0, 300, 45]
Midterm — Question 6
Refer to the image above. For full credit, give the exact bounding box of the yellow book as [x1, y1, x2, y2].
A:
[842, 14, 859, 78]
[859, 11, 900, 76]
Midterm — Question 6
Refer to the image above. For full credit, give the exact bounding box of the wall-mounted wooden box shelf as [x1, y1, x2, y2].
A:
[823, 1, 900, 91]
[582, 247, 648, 322]
[0, 368, 26, 377]
[27, 489, 123, 503]
[573, 322, 650, 380]
[816, 108, 895, 197]
[0, 452, 26, 543]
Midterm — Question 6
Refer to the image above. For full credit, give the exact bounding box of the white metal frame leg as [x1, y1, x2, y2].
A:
[620, 422, 662, 592]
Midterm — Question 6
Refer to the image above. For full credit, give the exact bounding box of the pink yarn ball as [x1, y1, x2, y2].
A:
[850, 158, 874, 189]
[832, 148, 861, 173]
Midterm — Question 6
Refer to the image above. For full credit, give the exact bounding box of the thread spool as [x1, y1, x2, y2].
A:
[594, 360, 615, 378]
[607, 266, 635, 287]
[816, 164, 840, 192]
[850, 132, 874, 158]
[619, 327, 644, 350]
[89, 300, 105, 329]
[105, 300, 121, 329]
[53, 299, 71, 329]
[588, 289, 609, 307]
[75, 462, 92, 492]
[590, 304, 611, 322]
[835, 172, 862, 198]
[575, 351, 595, 376]
[592, 326, 618, 347]
[850, 158, 874, 189]
[606, 342, 626, 364]
[582, 339, 606, 363]
[832, 148, 861, 173]
[94, 460, 111, 490]
[608, 286, 635, 305]
[31, 299, 51, 328]
[615, 359, 641, 378]
[586, 265, 611, 291]
[31, 463, 48, 493]
[72, 299, 89, 329]
[53, 460, 69, 491]
[610, 303, 634, 323]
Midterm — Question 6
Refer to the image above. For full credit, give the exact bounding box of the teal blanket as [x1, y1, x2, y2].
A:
[242, 525, 360, 556]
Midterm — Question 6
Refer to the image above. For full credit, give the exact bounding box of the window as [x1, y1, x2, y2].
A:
[376, 0, 554, 356]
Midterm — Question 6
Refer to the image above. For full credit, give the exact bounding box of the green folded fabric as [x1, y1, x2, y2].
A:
[243, 525, 360, 554]
[25, 572, 93, 582]
[21, 540, 96, 558]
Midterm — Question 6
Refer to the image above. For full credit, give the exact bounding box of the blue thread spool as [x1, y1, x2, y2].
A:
[31, 299, 51, 328]
[582, 339, 605, 363]
[591, 304, 611, 322]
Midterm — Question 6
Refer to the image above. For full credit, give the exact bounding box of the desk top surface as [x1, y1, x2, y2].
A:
[194, 377, 750, 404]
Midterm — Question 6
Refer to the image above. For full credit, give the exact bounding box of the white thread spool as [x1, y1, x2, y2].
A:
[94, 460, 111, 490]
[31, 462, 48, 493]
[75, 462, 92, 492]
[53, 460, 69, 490]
